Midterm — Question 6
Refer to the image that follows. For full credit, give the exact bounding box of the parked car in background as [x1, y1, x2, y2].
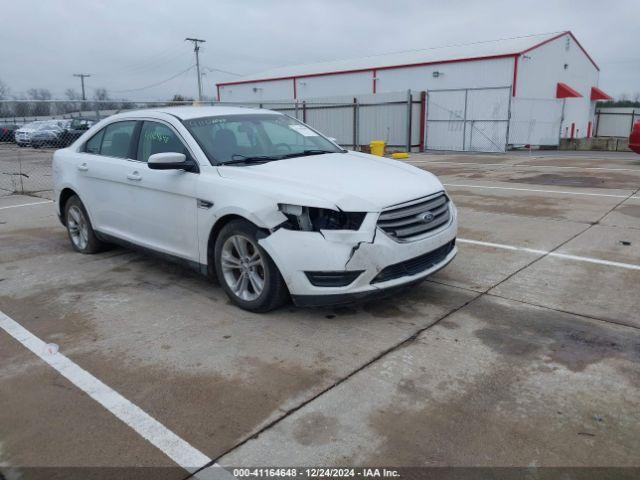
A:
[630, 121, 640, 154]
[60, 118, 97, 146]
[53, 106, 457, 312]
[15, 120, 65, 148]
[0, 123, 19, 142]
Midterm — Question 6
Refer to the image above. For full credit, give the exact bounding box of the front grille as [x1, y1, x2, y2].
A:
[371, 240, 455, 284]
[377, 192, 451, 242]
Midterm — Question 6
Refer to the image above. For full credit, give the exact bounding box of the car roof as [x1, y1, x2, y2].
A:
[113, 105, 281, 121]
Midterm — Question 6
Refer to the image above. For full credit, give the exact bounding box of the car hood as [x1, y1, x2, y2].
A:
[217, 152, 444, 211]
[35, 129, 58, 134]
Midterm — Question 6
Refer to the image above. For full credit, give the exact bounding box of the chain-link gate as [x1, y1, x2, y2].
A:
[424, 87, 512, 153]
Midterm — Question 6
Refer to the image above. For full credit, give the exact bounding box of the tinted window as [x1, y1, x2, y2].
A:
[137, 121, 189, 162]
[100, 121, 137, 158]
[183, 114, 340, 164]
[85, 129, 104, 154]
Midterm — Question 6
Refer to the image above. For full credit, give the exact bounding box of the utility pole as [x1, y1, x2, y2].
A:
[185, 38, 206, 101]
[73, 73, 91, 101]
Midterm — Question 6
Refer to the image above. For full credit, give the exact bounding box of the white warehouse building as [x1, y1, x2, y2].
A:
[217, 31, 611, 151]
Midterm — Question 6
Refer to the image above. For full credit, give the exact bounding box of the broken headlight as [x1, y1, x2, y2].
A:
[278, 204, 366, 231]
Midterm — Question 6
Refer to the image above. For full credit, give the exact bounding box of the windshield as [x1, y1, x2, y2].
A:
[183, 114, 343, 165]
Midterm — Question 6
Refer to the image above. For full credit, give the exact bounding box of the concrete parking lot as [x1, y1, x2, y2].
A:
[0, 143, 53, 199]
[1, 145, 639, 477]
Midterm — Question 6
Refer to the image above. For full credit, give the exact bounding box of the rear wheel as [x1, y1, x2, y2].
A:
[64, 195, 107, 254]
[214, 220, 288, 312]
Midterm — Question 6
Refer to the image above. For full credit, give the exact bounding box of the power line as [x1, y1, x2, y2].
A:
[203, 66, 243, 76]
[116, 45, 191, 75]
[110, 65, 195, 93]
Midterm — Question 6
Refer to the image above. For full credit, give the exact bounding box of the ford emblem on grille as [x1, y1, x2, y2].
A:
[419, 212, 435, 223]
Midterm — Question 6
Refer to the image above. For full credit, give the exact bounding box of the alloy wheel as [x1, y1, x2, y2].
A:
[220, 234, 266, 301]
[67, 205, 89, 250]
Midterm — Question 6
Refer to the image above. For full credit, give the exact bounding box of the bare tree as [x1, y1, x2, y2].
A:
[633, 92, 640, 103]
[93, 88, 110, 102]
[27, 88, 52, 101]
[0, 78, 9, 100]
[619, 93, 629, 102]
[169, 94, 194, 105]
[26, 88, 52, 116]
[59, 89, 83, 114]
[65, 88, 81, 101]
[0, 79, 10, 118]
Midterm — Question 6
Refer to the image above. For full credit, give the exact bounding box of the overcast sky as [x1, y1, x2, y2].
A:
[1, 0, 638, 101]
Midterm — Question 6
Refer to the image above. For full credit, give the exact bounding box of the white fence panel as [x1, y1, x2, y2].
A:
[358, 102, 407, 147]
[304, 104, 354, 147]
[509, 97, 563, 146]
[595, 108, 638, 137]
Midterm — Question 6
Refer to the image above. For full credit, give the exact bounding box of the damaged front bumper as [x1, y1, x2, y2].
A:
[258, 206, 458, 307]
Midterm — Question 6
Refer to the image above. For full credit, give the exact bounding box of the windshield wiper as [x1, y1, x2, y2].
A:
[281, 149, 336, 159]
[220, 155, 279, 166]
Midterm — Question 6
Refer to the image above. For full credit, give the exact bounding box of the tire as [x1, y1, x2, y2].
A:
[64, 195, 107, 254]
[214, 219, 289, 312]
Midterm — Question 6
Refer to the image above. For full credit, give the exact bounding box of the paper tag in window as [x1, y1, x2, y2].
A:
[289, 125, 318, 137]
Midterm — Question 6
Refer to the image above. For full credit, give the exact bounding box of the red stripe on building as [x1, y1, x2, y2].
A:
[215, 31, 599, 91]
[217, 53, 520, 88]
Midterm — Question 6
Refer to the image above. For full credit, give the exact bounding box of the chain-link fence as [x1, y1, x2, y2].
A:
[0, 90, 567, 200]
[0, 100, 201, 198]
[1, 94, 423, 199]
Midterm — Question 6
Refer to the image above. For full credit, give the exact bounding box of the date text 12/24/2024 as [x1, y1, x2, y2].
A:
[232, 468, 400, 478]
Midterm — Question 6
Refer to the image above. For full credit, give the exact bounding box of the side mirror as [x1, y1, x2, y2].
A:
[148, 152, 195, 171]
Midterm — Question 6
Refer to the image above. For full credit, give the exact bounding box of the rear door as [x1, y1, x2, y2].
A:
[123, 120, 200, 262]
[73, 120, 139, 239]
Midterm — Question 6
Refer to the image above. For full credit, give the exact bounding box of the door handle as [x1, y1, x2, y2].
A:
[77, 163, 88, 172]
[126, 171, 142, 182]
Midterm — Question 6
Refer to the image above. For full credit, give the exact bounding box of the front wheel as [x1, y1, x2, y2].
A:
[64, 195, 107, 254]
[214, 220, 288, 312]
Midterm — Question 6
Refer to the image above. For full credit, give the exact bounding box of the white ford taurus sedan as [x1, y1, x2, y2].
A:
[53, 106, 457, 312]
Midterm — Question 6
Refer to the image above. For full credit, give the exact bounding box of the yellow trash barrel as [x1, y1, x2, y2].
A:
[369, 140, 385, 156]
[391, 152, 409, 159]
